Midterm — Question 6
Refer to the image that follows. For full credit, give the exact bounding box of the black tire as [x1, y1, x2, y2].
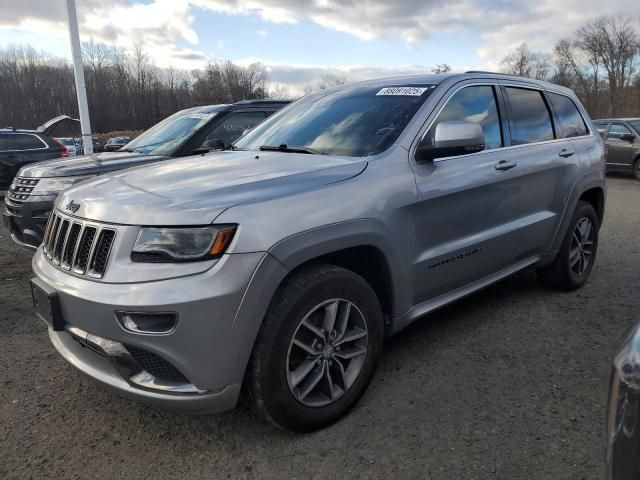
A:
[247, 264, 384, 433]
[538, 201, 599, 291]
[633, 157, 640, 182]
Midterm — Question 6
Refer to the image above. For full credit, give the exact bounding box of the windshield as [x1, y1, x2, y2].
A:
[124, 110, 217, 155]
[629, 120, 640, 134]
[235, 84, 437, 157]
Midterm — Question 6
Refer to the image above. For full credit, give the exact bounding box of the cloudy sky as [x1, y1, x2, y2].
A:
[0, 0, 638, 94]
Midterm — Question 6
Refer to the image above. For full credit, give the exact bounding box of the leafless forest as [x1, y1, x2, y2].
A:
[0, 41, 271, 133]
[0, 15, 638, 134]
[500, 15, 640, 118]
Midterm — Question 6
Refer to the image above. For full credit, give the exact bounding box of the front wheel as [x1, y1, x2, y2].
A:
[247, 264, 384, 432]
[633, 157, 640, 182]
[537, 201, 599, 291]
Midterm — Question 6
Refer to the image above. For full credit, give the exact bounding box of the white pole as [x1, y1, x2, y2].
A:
[66, 0, 93, 154]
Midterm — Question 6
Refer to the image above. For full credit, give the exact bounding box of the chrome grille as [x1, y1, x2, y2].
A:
[7, 177, 39, 203]
[42, 212, 116, 279]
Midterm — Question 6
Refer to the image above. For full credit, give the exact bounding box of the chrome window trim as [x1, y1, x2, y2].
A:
[411, 80, 594, 165]
[0, 132, 48, 152]
[431, 135, 595, 164]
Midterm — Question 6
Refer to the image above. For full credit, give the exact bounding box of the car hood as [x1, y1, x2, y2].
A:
[19, 151, 167, 178]
[56, 151, 368, 225]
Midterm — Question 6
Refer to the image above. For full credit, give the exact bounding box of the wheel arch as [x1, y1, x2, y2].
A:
[268, 219, 411, 321]
[549, 172, 606, 253]
[224, 220, 410, 393]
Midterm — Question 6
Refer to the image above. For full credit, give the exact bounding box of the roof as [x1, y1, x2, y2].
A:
[338, 71, 574, 95]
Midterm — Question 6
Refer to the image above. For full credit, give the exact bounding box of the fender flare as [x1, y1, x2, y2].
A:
[223, 219, 411, 389]
[268, 219, 411, 316]
[549, 170, 606, 253]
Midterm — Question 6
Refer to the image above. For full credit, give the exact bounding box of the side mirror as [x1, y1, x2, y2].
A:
[193, 138, 225, 154]
[416, 121, 485, 162]
[619, 133, 635, 143]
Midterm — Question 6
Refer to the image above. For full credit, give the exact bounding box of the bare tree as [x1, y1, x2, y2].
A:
[268, 83, 294, 100]
[552, 39, 602, 114]
[317, 73, 348, 90]
[431, 64, 451, 74]
[500, 43, 552, 80]
[576, 15, 639, 116]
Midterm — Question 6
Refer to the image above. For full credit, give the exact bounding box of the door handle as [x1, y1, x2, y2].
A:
[495, 160, 517, 171]
[559, 148, 575, 158]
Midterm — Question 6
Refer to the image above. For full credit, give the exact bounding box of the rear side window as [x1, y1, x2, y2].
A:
[426, 85, 503, 150]
[0, 133, 45, 151]
[608, 124, 633, 140]
[505, 87, 554, 145]
[548, 93, 588, 138]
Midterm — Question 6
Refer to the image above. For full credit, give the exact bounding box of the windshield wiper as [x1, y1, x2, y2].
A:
[259, 144, 326, 155]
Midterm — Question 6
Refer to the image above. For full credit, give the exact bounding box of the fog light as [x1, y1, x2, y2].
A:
[116, 311, 178, 335]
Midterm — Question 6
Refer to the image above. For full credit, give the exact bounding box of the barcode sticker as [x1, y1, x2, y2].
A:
[376, 87, 428, 96]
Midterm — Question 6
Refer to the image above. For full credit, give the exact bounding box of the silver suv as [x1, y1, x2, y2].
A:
[31, 73, 606, 432]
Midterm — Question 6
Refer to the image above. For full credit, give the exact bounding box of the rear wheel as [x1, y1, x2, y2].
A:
[247, 264, 384, 432]
[538, 201, 599, 291]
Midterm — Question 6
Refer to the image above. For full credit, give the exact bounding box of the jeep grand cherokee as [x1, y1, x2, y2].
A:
[30, 73, 605, 432]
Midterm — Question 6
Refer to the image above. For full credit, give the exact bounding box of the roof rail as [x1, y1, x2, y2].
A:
[233, 99, 291, 105]
[465, 70, 512, 76]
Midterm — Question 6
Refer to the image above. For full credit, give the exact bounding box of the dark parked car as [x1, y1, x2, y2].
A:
[593, 119, 640, 180]
[103, 136, 131, 152]
[0, 115, 77, 194]
[3, 100, 288, 248]
[607, 322, 640, 479]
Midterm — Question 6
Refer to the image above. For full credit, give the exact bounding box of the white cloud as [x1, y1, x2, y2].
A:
[192, 0, 640, 60]
[0, 0, 639, 80]
[254, 61, 458, 96]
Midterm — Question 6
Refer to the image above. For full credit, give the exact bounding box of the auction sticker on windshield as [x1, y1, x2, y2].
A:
[376, 87, 428, 96]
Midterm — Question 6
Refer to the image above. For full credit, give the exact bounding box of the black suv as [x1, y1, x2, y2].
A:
[593, 118, 640, 181]
[0, 115, 77, 194]
[2, 100, 289, 248]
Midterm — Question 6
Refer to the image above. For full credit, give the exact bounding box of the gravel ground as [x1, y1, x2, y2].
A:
[1, 176, 639, 479]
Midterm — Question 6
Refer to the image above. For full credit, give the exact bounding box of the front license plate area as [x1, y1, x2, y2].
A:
[31, 279, 65, 331]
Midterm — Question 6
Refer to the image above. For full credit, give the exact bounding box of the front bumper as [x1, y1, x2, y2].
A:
[3, 194, 57, 248]
[32, 247, 283, 414]
[50, 325, 240, 413]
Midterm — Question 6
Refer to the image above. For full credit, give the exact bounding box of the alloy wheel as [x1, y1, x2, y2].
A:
[569, 217, 595, 276]
[286, 298, 368, 408]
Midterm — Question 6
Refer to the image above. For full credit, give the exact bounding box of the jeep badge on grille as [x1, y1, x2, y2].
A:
[65, 200, 80, 214]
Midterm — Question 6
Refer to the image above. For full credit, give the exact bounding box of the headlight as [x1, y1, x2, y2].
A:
[131, 225, 237, 262]
[31, 175, 94, 194]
